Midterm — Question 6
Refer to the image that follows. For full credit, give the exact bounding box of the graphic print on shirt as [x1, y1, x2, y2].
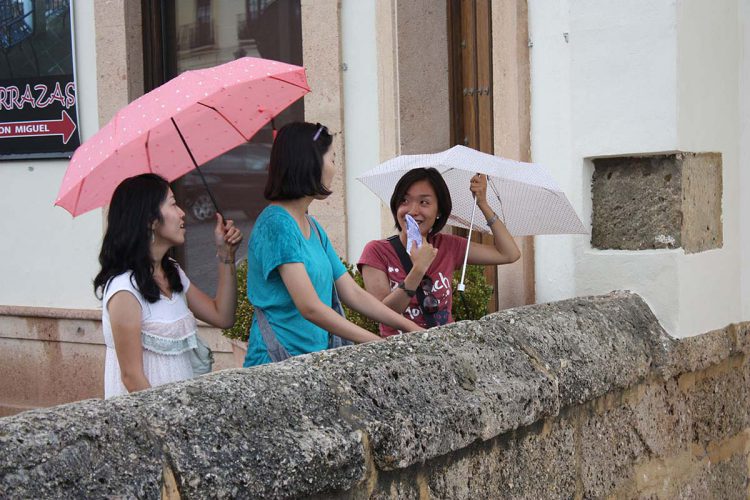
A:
[388, 270, 451, 324]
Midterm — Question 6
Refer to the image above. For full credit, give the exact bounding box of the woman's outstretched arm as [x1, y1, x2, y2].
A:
[278, 263, 386, 343]
[336, 272, 424, 332]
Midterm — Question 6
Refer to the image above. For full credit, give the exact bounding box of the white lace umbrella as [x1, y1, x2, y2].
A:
[357, 145, 587, 289]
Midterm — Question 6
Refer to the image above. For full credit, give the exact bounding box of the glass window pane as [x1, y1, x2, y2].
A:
[165, 0, 303, 295]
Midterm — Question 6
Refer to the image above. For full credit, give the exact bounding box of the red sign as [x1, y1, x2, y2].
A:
[0, 111, 77, 145]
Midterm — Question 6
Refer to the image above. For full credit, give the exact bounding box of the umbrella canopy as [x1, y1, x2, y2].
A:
[55, 57, 309, 216]
[357, 145, 587, 236]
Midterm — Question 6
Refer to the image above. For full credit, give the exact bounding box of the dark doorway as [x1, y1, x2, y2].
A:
[448, 0, 499, 312]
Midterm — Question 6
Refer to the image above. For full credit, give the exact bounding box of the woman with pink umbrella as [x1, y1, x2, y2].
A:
[94, 174, 243, 397]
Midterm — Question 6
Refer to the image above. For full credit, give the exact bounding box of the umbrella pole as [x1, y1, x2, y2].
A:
[170, 118, 225, 222]
[193, 165, 225, 222]
[457, 197, 478, 292]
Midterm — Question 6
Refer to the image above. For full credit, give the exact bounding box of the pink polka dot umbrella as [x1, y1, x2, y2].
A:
[55, 57, 309, 216]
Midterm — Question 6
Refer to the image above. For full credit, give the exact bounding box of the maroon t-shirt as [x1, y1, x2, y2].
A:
[357, 233, 468, 337]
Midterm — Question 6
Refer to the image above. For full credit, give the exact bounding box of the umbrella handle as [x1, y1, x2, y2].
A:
[457, 196, 478, 292]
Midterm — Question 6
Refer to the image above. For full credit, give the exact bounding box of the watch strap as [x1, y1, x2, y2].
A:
[397, 281, 416, 297]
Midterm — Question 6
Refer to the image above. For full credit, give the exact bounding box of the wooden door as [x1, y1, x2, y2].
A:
[448, 0, 499, 312]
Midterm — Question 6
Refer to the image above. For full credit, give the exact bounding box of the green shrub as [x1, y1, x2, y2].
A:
[340, 261, 379, 334]
[222, 259, 494, 341]
[450, 265, 494, 322]
[222, 259, 254, 341]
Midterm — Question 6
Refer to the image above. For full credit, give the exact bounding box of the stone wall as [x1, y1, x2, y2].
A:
[1, 292, 748, 498]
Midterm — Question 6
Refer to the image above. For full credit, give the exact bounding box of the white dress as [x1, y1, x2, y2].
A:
[102, 267, 198, 398]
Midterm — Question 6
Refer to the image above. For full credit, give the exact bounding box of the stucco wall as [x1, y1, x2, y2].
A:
[529, 0, 746, 337]
[301, 0, 348, 256]
[676, 0, 741, 336]
[0, 306, 236, 417]
[341, 0, 453, 261]
[2, 293, 749, 498]
[742, 0, 750, 320]
[341, 0, 383, 263]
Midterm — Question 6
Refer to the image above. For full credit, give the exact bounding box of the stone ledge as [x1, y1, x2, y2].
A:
[0, 305, 102, 321]
[0, 292, 677, 497]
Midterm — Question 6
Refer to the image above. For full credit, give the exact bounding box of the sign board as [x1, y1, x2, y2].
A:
[0, 1, 80, 159]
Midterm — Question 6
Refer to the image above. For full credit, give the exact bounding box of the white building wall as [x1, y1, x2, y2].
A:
[530, 0, 746, 336]
[676, 0, 741, 335]
[0, 2, 102, 309]
[341, 0, 385, 263]
[742, 0, 750, 319]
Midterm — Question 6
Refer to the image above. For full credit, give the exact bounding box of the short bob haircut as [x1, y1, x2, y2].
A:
[389, 167, 452, 237]
[264, 121, 333, 200]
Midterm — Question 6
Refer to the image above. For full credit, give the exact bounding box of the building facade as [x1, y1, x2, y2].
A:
[0, 0, 748, 415]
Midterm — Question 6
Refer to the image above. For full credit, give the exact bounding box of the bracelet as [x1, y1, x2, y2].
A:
[486, 212, 500, 227]
[216, 253, 235, 265]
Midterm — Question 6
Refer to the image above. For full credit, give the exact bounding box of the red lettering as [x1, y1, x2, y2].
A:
[46, 82, 66, 107]
[0, 83, 76, 110]
[33, 84, 48, 108]
[64, 82, 76, 108]
[17, 84, 36, 108]
[7, 87, 19, 109]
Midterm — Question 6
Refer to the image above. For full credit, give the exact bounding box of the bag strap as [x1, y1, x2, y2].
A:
[254, 307, 292, 363]
[387, 235, 436, 327]
[305, 214, 345, 317]
[305, 214, 352, 349]
[387, 235, 413, 273]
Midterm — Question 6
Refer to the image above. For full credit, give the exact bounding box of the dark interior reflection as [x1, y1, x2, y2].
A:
[167, 0, 303, 294]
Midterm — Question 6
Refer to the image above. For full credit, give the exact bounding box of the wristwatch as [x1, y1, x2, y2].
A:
[397, 281, 417, 297]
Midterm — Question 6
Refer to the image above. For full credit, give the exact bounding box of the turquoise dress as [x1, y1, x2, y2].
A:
[244, 205, 346, 366]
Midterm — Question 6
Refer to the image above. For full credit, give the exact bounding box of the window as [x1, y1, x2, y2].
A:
[152, 0, 303, 294]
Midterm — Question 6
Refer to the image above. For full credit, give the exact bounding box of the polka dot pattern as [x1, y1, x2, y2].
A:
[357, 145, 588, 236]
[55, 57, 310, 215]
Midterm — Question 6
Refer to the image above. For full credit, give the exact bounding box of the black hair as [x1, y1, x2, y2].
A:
[389, 167, 452, 237]
[264, 121, 333, 200]
[93, 173, 183, 303]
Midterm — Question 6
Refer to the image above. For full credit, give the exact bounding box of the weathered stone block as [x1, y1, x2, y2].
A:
[4, 293, 747, 499]
[318, 320, 560, 471]
[134, 367, 368, 499]
[681, 152, 723, 253]
[672, 325, 735, 374]
[702, 450, 748, 500]
[680, 355, 750, 447]
[579, 403, 648, 498]
[484, 291, 674, 406]
[367, 476, 421, 500]
[390, 419, 578, 500]
[0, 398, 163, 498]
[591, 152, 722, 252]
[629, 379, 692, 458]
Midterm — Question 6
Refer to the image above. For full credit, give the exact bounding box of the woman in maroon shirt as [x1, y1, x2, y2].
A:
[357, 168, 520, 336]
